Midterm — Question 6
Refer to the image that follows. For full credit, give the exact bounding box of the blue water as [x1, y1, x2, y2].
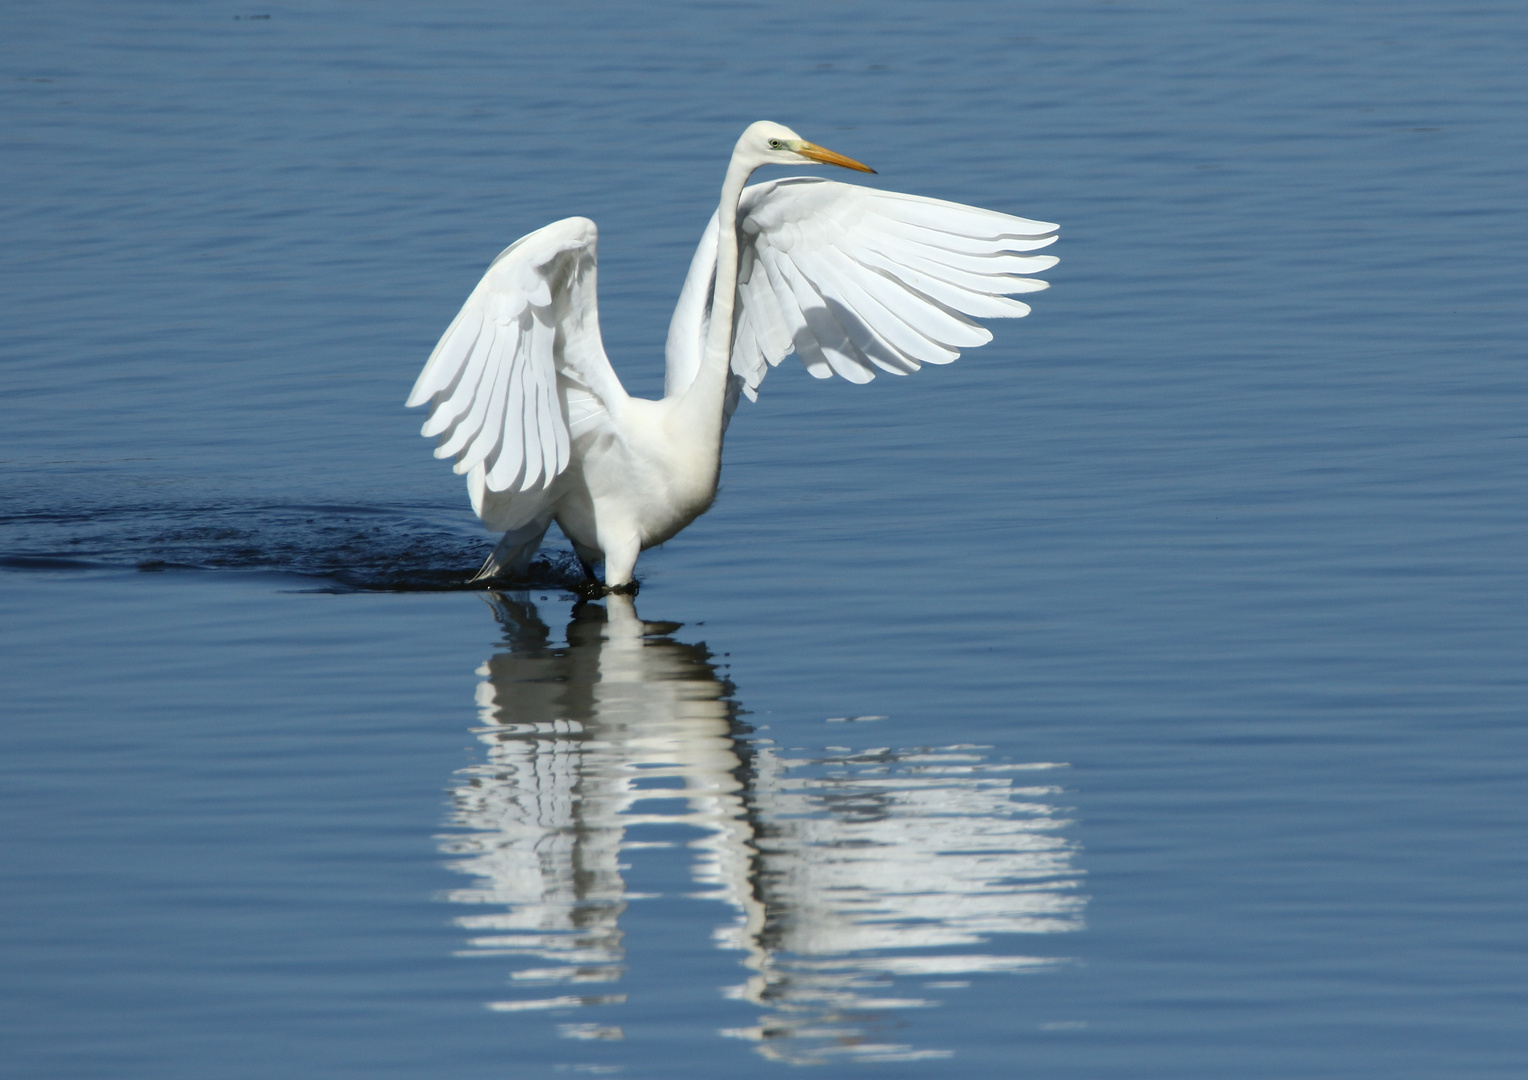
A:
[3, 2, 1526, 1077]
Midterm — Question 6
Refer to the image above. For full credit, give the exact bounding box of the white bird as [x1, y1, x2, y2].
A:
[407, 121, 1057, 592]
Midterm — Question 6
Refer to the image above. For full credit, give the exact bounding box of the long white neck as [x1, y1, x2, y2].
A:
[667, 147, 755, 446]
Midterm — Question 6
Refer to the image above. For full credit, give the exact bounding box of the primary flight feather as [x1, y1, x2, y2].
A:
[408, 121, 1058, 591]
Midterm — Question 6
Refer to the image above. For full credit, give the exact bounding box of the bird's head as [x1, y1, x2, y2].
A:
[737, 121, 876, 174]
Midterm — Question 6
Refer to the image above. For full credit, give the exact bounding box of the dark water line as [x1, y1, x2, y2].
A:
[0, 502, 589, 592]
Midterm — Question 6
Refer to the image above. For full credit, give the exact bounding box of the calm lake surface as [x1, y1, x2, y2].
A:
[3, 2, 1526, 1077]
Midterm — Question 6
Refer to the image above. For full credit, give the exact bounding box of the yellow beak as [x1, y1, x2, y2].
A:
[797, 141, 876, 174]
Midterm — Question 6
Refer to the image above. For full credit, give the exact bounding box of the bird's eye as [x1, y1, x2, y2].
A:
[768, 139, 783, 149]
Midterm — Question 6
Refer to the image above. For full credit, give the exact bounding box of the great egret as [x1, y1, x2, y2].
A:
[408, 121, 1057, 591]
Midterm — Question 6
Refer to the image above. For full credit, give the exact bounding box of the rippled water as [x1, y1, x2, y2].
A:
[4, 1, 1527, 1078]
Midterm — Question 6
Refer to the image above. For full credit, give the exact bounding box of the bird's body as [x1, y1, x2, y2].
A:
[408, 122, 1057, 590]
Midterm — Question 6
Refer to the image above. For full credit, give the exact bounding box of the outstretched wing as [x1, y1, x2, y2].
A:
[407, 217, 625, 517]
[666, 178, 1057, 413]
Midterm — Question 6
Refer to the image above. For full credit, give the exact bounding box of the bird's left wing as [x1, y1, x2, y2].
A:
[407, 217, 625, 504]
[669, 177, 1058, 414]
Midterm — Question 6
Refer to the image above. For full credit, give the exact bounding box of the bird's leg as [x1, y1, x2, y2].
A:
[599, 534, 641, 596]
[469, 518, 552, 585]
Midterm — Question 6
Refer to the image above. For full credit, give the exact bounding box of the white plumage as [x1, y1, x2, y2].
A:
[408, 122, 1057, 590]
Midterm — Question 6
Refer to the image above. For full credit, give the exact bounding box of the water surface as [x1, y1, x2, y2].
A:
[3, 2, 1527, 1078]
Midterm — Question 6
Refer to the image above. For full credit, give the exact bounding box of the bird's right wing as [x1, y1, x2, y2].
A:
[720, 177, 1057, 410]
[407, 217, 626, 510]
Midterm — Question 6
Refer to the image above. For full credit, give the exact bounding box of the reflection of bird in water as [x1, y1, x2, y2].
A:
[440, 595, 1084, 1063]
[439, 593, 752, 1016]
[406, 121, 1058, 590]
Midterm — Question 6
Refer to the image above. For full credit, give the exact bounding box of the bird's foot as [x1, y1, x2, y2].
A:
[573, 578, 606, 601]
[571, 578, 639, 599]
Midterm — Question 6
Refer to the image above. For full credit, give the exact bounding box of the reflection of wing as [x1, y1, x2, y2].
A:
[747, 750, 1082, 950]
[721, 746, 1084, 1065]
[666, 178, 1058, 411]
[406, 218, 628, 522]
[439, 598, 627, 989]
